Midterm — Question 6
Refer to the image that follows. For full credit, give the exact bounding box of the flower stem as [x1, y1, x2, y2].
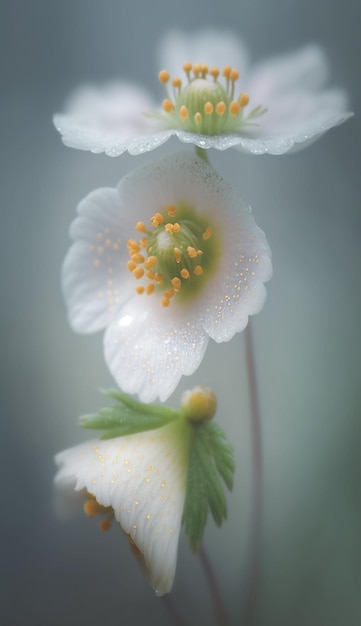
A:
[195, 146, 210, 164]
[243, 321, 263, 624]
[199, 544, 229, 626]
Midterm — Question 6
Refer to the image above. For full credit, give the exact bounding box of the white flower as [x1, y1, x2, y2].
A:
[53, 29, 352, 157]
[62, 152, 272, 402]
[54, 418, 189, 596]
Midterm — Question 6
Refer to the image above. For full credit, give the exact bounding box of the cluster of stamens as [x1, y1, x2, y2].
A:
[126, 204, 213, 307]
[158, 63, 260, 135]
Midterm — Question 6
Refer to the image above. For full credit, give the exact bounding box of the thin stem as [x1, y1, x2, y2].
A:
[199, 544, 229, 626]
[243, 321, 263, 624]
[195, 146, 210, 163]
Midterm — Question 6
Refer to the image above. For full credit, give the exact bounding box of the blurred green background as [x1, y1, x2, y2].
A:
[1, 1, 360, 625]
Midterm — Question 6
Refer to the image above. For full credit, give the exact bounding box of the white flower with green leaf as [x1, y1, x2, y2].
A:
[54, 387, 234, 596]
[53, 29, 352, 157]
[62, 152, 272, 402]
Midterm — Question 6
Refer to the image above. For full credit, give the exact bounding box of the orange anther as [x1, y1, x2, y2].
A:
[84, 500, 99, 517]
[194, 265, 203, 276]
[136, 285, 145, 295]
[172, 222, 181, 233]
[187, 246, 198, 259]
[146, 270, 155, 280]
[209, 66, 220, 79]
[145, 283, 155, 295]
[202, 227, 212, 240]
[151, 212, 164, 227]
[131, 253, 145, 264]
[161, 297, 170, 307]
[204, 102, 214, 115]
[180, 268, 190, 279]
[173, 247, 182, 263]
[223, 65, 232, 79]
[99, 519, 112, 532]
[127, 239, 139, 250]
[183, 62, 192, 73]
[200, 63, 208, 76]
[239, 92, 250, 107]
[154, 273, 164, 284]
[158, 70, 170, 83]
[166, 204, 177, 217]
[144, 255, 157, 269]
[179, 105, 189, 120]
[229, 101, 241, 115]
[136, 221, 146, 232]
[163, 99, 174, 113]
[194, 112, 202, 123]
[133, 267, 144, 279]
[164, 289, 175, 299]
[216, 101, 226, 115]
[172, 77, 182, 88]
[192, 63, 201, 76]
[127, 260, 137, 271]
[171, 277, 181, 291]
[139, 237, 148, 248]
[230, 68, 239, 81]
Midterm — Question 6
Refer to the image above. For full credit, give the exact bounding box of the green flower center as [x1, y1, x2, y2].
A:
[157, 63, 265, 136]
[127, 203, 219, 307]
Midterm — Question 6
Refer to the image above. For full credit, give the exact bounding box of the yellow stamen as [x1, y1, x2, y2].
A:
[239, 92, 250, 107]
[180, 268, 190, 279]
[144, 255, 157, 269]
[127, 260, 137, 272]
[133, 267, 144, 280]
[204, 102, 214, 115]
[223, 65, 232, 79]
[230, 68, 239, 81]
[210, 66, 220, 79]
[171, 277, 181, 291]
[172, 77, 182, 88]
[146, 270, 155, 280]
[164, 289, 175, 299]
[151, 212, 164, 227]
[158, 70, 170, 84]
[183, 62, 192, 73]
[200, 63, 208, 76]
[139, 237, 148, 248]
[179, 105, 189, 120]
[229, 101, 241, 115]
[154, 273, 164, 284]
[173, 222, 181, 233]
[99, 519, 112, 532]
[194, 265, 203, 276]
[127, 239, 139, 250]
[161, 297, 170, 307]
[146, 283, 155, 295]
[192, 63, 201, 77]
[136, 285, 145, 295]
[163, 99, 174, 113]
[203, 227, 212, 240]
[187, 246, 198, 259]
[136, 221, 146, 232]
[131, 253, 145, 264]
[216, 101, 226, 115]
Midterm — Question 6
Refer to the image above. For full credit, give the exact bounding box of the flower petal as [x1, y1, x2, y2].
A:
[104, 297, 209, 403]
[157, 28, 249, 78]
[62, 188, 134, 333]
[55, 420, 189, 595]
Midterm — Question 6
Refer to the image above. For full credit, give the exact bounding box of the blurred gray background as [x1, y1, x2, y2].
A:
[1, 1, 360, 625]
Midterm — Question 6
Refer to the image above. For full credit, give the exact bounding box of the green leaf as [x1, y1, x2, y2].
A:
[182, 421, 235, 552]
[80, 389, 179, 439]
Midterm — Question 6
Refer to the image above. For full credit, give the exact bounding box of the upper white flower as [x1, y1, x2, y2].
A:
[62, 152, 272, 402]
[53, 29, 352, 157]
[55, 418, 189, 596]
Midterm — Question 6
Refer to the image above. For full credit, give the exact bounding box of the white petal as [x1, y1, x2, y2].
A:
[62, 188, 134, 333]
[157, 29, 249, 78]
[104, 297, 209, 403]
[55, 421, 188, 595]
[53, 82, 158, 156]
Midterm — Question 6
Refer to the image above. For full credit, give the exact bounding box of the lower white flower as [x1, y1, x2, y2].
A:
[62, 152, 272, 402]
[55, 418, 189, 596]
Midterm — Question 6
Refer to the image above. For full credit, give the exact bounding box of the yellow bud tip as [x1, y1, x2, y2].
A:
[210, 66, 220, 79]
[181, 386, 217, 422]
[180, 268, 190, 279]
[202, 227, 212, 240]
[204, 101, 214, 115]
[171, 277, 181, 291]
[172, 77, 182, 88]
[166, 204, 177, 217]
[162, 99, 174, 113]
[194, 265, 203, 276]
[223, 65, 232, 79]
[135, 221, 146, 233]
[136, 285, 145, 295]
[99, 519, 112, 532]
[229, 101, 241, 116]
[239, 92, 250, 107]
[84, 500, 99, 517]
[230, 68, 239, 81]
[183, 62, 192, 73]
[179, 105, 189, 120]
[145, 283, 155, 295]
[150, 212, 164, 227]
[158, 70, 170, 84]
[187, 246, 198, 259]
[216, 101, 226, 115]
[133, 267, 144, 279]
